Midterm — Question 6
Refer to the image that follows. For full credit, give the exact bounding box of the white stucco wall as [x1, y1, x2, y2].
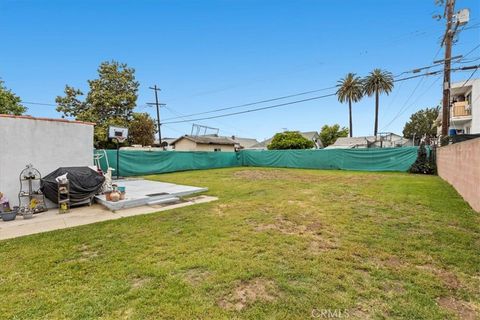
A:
[0, 115, 94, 207]
[173, 139, 198, 151]
[173, 138, 235, 151]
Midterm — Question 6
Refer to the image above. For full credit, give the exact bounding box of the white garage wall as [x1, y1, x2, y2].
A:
[0, 115, 94, 207]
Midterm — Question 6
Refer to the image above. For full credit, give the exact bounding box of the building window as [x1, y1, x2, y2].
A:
[466, 92, 472, 105]
[214, 148, 221, 152]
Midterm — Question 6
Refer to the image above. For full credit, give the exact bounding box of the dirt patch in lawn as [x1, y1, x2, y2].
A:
[308, 238, 339, 253]
[213, 203, 235, 217]
[381, 281, 406, 296]
[234, 169, 383, 184]
[131, 276, 152, 289]
[286, 199, 311, 209]
[78, 244, 99, 261]
[417, 265, 461, 290]
[349, 299, 388, 319]
[234, 170, 298, 181]
[182, 268, 211, 285]
[218, 278, 279, 311]
[437, 297, 478, 320]
[255, 217, 339, 252]
[255, 216, 326, 236]
[383, 256, 404, 269]
[233, 169, 327, 183]
[255, 217, 307, 235]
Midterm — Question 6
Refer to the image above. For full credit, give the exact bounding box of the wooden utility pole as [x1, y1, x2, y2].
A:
[441, 0, 455, 136]
[149, 85, 163, 144]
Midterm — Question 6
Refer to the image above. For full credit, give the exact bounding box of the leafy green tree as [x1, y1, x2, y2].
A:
[55, 86, 88, 119]
[267, 131, 314, 150]
[0, 80, 27, 115]
[128, 113, 156, 146]
[403, 107, 439, 144]
[56, 61, 139, 148]
[363, 69, 394, 136]
[336, 73, 363, 137]
[319, 124, 349, 147]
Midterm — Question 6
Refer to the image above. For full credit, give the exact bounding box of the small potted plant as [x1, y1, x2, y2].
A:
[1, 206, 18, 222]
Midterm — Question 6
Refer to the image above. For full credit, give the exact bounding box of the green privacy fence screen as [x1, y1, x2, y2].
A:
[96, 150, 242, 177]
[95, 147, 419, 177]
[241, 147, 419, 172]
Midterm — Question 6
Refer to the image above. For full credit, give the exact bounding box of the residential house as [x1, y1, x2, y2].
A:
[170, 135, 236, 152]
[325, 133, 412, 149]
[325, 136, 376, 149]
[373, 132, 413, 148]
[250, 131, 323, 149]
[437, 78, 480, 135]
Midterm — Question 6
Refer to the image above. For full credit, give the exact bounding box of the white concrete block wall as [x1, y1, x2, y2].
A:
[0, 115, 94, 207]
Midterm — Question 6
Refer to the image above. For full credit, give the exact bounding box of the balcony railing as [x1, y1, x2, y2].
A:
[451, 101, 471, 117]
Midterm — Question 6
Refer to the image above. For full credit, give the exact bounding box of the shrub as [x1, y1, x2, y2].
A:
[267, 131, 315, 150]
[409, 142, 436, 174]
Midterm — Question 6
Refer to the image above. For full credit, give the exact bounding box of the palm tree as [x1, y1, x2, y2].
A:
[336, 73, 364, 137]
[363, 69, 394, 136]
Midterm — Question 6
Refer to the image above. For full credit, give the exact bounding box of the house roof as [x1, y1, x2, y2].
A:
[301, 131, 319, 140]
[329, 136, 376, 148]
[170, 135, 236, 146]
[230, 137, 259, 148]
[0, 114, 95, 126]
[450, 78, 478, 96]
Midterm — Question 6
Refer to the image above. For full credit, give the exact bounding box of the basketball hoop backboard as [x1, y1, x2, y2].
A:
[108, 126, 128, 140]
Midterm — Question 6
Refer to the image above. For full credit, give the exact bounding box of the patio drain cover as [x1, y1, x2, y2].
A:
[146, 192, 170, 197]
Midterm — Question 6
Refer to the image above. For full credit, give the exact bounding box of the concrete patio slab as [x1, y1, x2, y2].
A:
[95, 179, 208, 210]
[0, 195, 217, 240]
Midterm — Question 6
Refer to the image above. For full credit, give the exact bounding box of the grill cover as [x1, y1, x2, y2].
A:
[41, 167, 105, 205]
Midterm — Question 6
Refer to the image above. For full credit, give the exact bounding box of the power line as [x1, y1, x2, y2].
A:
[397, 77, 427, 116]
[393, 64, 479, 83]
[393, 45, 479, 78]
[460, 68, 478, 88]
[393, 69, 443, 82]
[162, 85, 338, 121]
[380, 80, 405, 123]
[163, 104, 250, 136]
[18, 64, 478, 127]
[162, 93, 336, 125]
[21, 101, 57, 107]
[380, 77, 427, 131]
[383, 65, 480, 130]
[381, 75, 442, 131]
[461, 44, 480, 59]
[163, 66, 474, 125]
[456, 56, 480, 64]
[159, 66, 448, 124]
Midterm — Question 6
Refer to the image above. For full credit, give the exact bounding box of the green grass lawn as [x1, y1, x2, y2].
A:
[1, 167, 479, 319]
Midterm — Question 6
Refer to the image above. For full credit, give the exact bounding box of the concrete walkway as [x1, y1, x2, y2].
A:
[0, 195, 217, 240]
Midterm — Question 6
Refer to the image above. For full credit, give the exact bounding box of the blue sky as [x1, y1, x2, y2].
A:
[1, 0, 479, 140]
